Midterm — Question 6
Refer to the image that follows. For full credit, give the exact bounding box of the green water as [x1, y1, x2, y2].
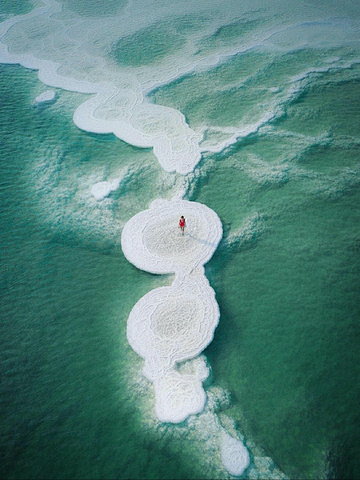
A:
[1, 2, 360, 478]
[197, 73, 360, 479]
[0, 65, 198, 480]
[204, 191, 360, 477]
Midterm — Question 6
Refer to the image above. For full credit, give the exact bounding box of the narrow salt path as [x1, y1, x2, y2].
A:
[122, 198, 250, 476]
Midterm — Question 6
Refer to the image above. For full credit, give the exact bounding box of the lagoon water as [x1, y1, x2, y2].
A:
[1, 1, 360, 479]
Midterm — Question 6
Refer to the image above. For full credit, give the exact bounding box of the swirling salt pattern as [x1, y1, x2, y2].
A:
[127, 273, 220, 381]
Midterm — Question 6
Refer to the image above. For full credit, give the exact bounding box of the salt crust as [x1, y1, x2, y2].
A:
[121, 199, 223, 275]
[127, 274, 219, 379]
[74, 97, 202, 174]
[221, 432, 250, 477]
[122, 199, 223, 423]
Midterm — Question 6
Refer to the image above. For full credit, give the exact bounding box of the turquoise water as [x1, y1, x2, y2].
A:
[1, 1, 360, 479]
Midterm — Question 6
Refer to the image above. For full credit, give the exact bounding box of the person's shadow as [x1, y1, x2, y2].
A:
[185, 232, 219, 248]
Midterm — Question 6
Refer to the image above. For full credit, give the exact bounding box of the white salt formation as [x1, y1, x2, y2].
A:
[127, 273, 219, 423]
[221, 432, 251, 477]
[74, 99, 202, 175]
[122, 198, 250, 474]
[127, 274, 220, 381]
[122, 199, 222, 422]
[121, 199, 222, 275]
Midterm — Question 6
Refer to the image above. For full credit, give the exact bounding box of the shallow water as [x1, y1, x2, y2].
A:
[1, 1, 360, 479]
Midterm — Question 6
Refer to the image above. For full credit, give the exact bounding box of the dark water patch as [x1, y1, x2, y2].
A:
[326, 433, 360, 480]
[298, 142, 360, 173]
[0, 0, 34, 17]
[277, 74, 360, 138]
[196, 15, 265, 56]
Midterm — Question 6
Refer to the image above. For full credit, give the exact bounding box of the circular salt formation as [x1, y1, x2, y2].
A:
[221, 433, 250, 476]
[127, 273, 219, 382]
[121, 199, 222, 274]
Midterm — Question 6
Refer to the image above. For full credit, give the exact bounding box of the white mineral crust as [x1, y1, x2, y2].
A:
[127, 273, 219, 381]
[221, 432, 250, 476]
[122, 199, 223, 424]
[121, 198, 223, 275]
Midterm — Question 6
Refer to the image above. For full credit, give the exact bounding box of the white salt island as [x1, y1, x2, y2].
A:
[122, 199, 250, 476]
[121, 198, 222, 275]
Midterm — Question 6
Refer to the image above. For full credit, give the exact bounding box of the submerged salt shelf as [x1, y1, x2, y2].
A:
[122, 199, 250, 475]
[221, 432, 251, 477]
[90, 179, 120, 201]
[34, 89, 56, 104]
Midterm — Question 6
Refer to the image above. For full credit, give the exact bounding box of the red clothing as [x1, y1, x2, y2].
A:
[179, 218, 185, 227]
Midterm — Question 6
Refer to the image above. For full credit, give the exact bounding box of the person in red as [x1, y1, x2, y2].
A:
[179, 215, 186, 235]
